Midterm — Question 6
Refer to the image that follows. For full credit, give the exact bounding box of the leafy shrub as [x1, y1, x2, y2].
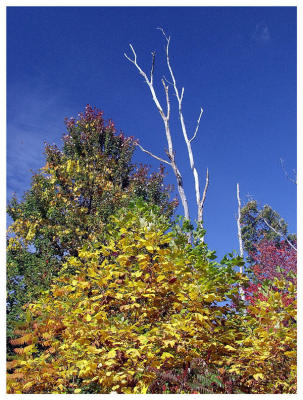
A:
[7, 200, 245, 394]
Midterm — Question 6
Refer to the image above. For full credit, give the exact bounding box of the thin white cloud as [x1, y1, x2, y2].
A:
[251, 22, 271, 44]
[6, 81, 73, 202]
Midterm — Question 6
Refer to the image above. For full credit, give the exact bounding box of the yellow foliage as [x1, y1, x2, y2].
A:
[7, 208, 297, 394]
[223, 277, 297, 393]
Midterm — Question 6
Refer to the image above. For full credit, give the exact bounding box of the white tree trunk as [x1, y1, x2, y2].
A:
[125, 30, 210, 240]
[237, 183, 246, 303]
[124, 43, 191, 223]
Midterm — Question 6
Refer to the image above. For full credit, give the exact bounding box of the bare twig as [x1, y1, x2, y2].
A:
[280, 158, 297, 185]
[190, 107, 204, 143]
[180, 87, 184, 103]
[136, 143, 171, 166]
[124, 44, 168, 132]
[162, 75, 173, 86]
[124, 44, 137, 64]
[156, 26, 169, 42]
[199, 168, 209, 243]
[162, 79, 170, 120]
[150, 51, 156, 85]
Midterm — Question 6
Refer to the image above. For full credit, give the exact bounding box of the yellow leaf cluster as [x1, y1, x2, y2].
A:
[7, 209, 297, 394]
[7, 209, 235, 394]
[222, 278, 297, 393]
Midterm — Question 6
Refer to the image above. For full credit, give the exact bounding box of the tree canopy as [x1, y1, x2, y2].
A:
[7, 105, 175, 340]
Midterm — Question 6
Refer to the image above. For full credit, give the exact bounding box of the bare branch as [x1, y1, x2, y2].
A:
[150, 51, 156, 85]
[199, 168, 209, 242]
[162, 79, 170, 120]
[125, 43, 166, 121]
[180, 87, 184, 103]
[280, 158, 297, 185]
[199, 168, 209, 222]
[157, 27, 170, 42]
[262, 218, 297, 252]
[123, 52, 135, 64]
[236, 183, 244, 259]
[161, 31, 179, 101]
[162, 75, 173, 86]
[124, 44, 137, 64]
[124, 45, 151, 85]
[136, 143, 171, 166]
[125, 33, 191, 230]
[161, 31, 206, 225]
[236, 183, 246, 304]
[190, 107, 204, 143]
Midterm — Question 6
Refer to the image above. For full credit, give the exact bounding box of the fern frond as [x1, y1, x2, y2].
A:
[10, 333, 33, 346]
[14, 344, 34, 354]
[6, 360, 20, 370]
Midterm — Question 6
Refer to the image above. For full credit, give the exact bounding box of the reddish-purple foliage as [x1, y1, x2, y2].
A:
[245, 239, 296, 305]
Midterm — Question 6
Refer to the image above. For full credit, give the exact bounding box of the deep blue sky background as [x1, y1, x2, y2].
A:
[7, 6, 297, 259]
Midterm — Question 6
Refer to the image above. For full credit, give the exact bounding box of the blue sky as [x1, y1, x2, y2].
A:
[6, 6, 297, 259]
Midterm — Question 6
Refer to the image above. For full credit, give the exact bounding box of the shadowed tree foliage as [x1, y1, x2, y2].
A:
[7, 105, 176, 342]
[240, 200, 296, 256]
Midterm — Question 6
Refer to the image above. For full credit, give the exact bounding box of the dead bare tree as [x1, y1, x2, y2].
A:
[124, 28, 209, 239]
[236, 183, 246, 303]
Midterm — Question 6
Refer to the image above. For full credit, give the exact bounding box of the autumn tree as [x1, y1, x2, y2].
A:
[239, 199, 296, 299]
[244, 239, 296, 304]
[7, 105, 176, 341]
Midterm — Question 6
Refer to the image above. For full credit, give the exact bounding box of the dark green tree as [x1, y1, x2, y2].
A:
[240, 200, 296, 256]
